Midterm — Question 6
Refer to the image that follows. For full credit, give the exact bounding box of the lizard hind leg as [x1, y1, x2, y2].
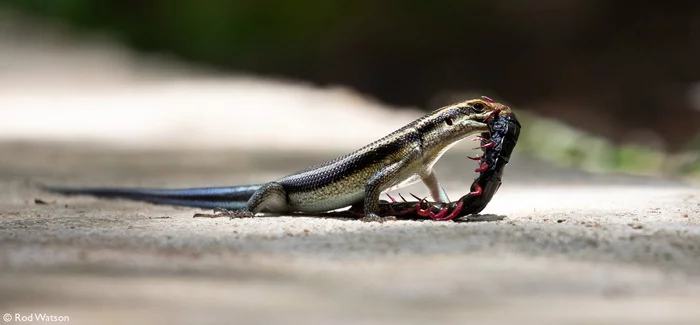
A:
[232, 182, 289, 218]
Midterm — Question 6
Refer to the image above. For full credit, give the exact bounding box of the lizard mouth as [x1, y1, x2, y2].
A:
[468, 108, 501, 130]
[482, 109, 501, 123]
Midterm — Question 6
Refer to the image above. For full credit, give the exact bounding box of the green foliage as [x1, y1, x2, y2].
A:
[0, 1, 499, 70]
[514, 109, 700, 179]
[0, 0, 346, 68]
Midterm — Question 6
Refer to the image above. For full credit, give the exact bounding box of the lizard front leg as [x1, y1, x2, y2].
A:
[420, 169, 450, 203]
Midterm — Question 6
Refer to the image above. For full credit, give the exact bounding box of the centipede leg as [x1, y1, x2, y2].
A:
[415, 198, 434, 217]
[427, 205, 451, 220]
[436, 200, 464, 221]
[469, 183, 483, 196]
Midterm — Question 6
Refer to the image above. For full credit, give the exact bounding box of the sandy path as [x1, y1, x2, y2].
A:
[1, 144, 699, 325]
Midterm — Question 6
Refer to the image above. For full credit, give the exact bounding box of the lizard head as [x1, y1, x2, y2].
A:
[418, 96, 511, 156]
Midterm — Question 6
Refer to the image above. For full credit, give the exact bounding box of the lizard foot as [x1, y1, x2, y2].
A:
[227, 210, 255, 219]
[193, 208, 254, 219]
[360, 213, 397, 223]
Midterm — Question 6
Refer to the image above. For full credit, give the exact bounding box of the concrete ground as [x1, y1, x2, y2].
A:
[1, 143, 699, 325]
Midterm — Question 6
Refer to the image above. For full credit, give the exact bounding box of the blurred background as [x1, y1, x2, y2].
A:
[2, 4, 700, 323]
[1, 1, 700, 178]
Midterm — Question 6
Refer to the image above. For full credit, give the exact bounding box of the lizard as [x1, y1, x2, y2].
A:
[44, 97, 507, 221]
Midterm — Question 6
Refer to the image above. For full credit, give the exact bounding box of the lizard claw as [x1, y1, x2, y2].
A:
[361, 213, 397, 223]
[228, 210, 255, 219]
[213, 207, 232, 214]
[194, 208, 254, 219]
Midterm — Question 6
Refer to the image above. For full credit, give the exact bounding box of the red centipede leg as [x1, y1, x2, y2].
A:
[398, 193, 407, 202]
[484, 109, 499, 120]
[438, 200, 464, 221]
[415, 198, 431, 217]
[469, 183, 483, 196]
[474, 141, 495, 150]
[428, 205, 450, 220]
[386, 193, 397, 203]
[474, 163, 489, 173]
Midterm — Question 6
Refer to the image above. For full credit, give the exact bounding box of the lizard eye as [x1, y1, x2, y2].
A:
[472, 103, 485, 112]
[445, 117, 454, 126]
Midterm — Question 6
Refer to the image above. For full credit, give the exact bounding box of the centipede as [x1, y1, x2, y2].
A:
[377, 105, 521, 221]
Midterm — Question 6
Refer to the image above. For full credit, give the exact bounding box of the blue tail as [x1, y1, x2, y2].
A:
[43, 184, 262, 210]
